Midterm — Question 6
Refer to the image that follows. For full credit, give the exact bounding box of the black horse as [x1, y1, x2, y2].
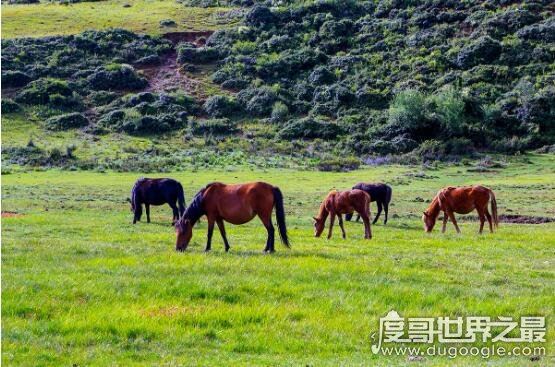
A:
[345, 183, 392, 224]
[130, 178, 186, 224]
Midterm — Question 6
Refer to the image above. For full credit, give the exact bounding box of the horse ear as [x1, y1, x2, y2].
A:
[312, 216, 318, 222]
[423, 211, 428, 216]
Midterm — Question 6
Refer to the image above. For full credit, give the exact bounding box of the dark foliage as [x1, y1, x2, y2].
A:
[279, 117, 344, 140]
[190, 118, 239, 135]
[2, 99, 22, 113]
[45, 112, 89, 130]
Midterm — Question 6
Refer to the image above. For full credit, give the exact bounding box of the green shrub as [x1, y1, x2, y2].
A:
[87, 64, 147, 91]
[278, 117, 344, 140]
[316, 157, 360, 172]
[45, 113, 89, 130]
[191, 118, 238, 135]
[203, 95, 238, 118]
[1, 99, 22, 113]
[2, 71, 32, 88]
[15, 78, 83, 109]
[270, 101, 289, 123]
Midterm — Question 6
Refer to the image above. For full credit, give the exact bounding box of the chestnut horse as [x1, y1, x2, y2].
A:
[313, 189, 372, 239]
[175, 182, 290, 253]
[422, 185, 498, 233]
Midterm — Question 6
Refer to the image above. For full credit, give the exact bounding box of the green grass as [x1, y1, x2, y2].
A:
[1, 0, 239, 39]
[2, 154, 554, 365]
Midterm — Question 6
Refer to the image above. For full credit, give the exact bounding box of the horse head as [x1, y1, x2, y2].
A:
[175, 218, 193, 251]
[313, 216, 325, 237]
[422, 211, 436, 232]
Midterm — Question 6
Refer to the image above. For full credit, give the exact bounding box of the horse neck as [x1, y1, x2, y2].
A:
[316, 200, 329, 221]
[426, 197, 442, 219]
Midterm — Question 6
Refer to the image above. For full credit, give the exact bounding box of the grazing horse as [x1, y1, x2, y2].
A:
[313, 189, 372, 239]
[175, 182, 290, 253]
[130, 178, 186, 224]
[422, 185, 498, 233]
[345, 183, 392, 224]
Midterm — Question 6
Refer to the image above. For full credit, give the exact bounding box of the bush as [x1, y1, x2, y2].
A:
[120, 114, 186, 135]
[316, 157, 360, 172]
[45, 113, 89, 130]
[270, 101, 289, 123]
[203, 95, 237, 118]
[456, 36, 502, 69]
[160, 19, 177, 27]
[245, 6, 275, 27]
[177, 45, 220, 64]
[237, 87, 278, 117]
[87, 64, 147, 91]
[191, 118, 238, 135]
[2, 99, 22, 113]
[2, 71, 32, 88]
[88, 91, 118, 106]
[278, 117, 344, 140]
[15, 78, 82, 109]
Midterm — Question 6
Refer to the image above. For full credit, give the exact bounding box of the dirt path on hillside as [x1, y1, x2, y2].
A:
[138, 31, 216, 100]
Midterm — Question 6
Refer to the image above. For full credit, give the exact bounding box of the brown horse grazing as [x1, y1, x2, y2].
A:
[313, 189, 372, 239]
[422, 185, 498, 234]
[175, 182, 290, 253]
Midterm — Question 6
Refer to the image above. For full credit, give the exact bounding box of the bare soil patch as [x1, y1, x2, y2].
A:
[1, 211, 23, 218]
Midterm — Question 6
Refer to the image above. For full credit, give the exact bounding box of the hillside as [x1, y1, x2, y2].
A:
[2, 0, 555, 171]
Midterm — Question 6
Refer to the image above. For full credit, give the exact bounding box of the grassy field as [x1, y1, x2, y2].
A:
[2, 154, 554, 366]
[1, 0, 239, 39]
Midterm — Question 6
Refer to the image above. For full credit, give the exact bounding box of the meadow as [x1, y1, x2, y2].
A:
[1, 0, 239, 39]
[2, 154, 554, 366]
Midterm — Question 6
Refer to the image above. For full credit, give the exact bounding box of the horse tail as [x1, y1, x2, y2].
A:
[385, 185, 393, 205]
[131, 179, 144, 219]
[272, 187, 290, 248]
[176, 182, 186, 217]
[490, 190, 499, 229]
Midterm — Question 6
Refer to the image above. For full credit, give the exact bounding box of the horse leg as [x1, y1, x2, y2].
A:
[360, 211, 372, 239]
[259, 214, 275, 253]
[145, 204, 151, 223]
[373, 202, 383, 225]
[169, 202, 179, 225]
[441, 213, 448, 233]
[338, 214, 346, 239]
[383, 202, 389, 225]
[327, 212, 336, 239]
[447, 210, 461, 233]
[356, 214, 361, 222]
[216, 219, 230, 252]
[485, 209, 494, 233]
[133, 204, 142, 224]
[205, 217, 215, 252]
[476, 207, 486, 234]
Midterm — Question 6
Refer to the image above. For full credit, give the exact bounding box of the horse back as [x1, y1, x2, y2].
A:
[134, 178, 181, 205]
[439, 185, 491, 213]
[353, 182, 390, 203]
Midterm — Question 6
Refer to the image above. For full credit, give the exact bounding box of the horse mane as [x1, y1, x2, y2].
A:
[425, 194, 442, 219]
[178, 182, 219, 226]
[316, 190, 336, 220]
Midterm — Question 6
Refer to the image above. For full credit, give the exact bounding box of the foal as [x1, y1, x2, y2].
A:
[313, 189, 372, 239]
[422, 185, 498, 233]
